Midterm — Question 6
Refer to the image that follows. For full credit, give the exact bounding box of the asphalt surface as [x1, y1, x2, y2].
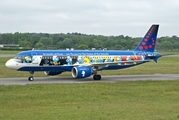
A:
[0, 74, 179, 85]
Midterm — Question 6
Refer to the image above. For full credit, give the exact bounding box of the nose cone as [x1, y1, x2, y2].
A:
[5, 59, 18, 70]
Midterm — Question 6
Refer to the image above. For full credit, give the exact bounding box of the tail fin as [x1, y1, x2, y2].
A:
[134, 24, 159, 52]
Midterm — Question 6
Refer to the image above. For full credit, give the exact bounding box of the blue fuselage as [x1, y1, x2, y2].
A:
[8, 49, 160, 72]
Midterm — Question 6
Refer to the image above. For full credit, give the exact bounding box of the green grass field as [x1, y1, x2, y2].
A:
[0, 50, 19, 54]
[1, 81, 179, 120]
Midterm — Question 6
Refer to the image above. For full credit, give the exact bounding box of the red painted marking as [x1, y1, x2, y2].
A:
[146, 36, 149, 38]
[131, 56, 136, 60]
[121, 56, 127, 61]
[144, 38, 148, 41]
[152, 39, 155, 43]
[149, 45, 153, 48]
[137, 56, 141, 60]
[142, 42, 146, 45]
[139, 46, 143, 50]
[144, 46, 149, 50]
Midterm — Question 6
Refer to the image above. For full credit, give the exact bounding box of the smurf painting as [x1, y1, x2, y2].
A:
[24, 56, 32, 63]
[77, 56, 84, 64]
[107, 57, 113, 62]
[89, 56, 95, 64]
[99, 57, 103, 63]
[117, 56, 122, 65]
[126, 56, 132, 61]
[50, 56, 60, 65]
[66, 56, 72, 65]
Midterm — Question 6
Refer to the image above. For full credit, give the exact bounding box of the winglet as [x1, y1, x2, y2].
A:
[134, 25, 159, 52]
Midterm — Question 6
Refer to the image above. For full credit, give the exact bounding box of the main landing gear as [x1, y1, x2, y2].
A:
[28, 71, 34, 81]
[92, 67, 101, 80]
[93, 74, 101, 80]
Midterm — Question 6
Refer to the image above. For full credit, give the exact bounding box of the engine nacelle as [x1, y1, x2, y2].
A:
[44, 71, 63, 76]
[71, 66, 92, 78]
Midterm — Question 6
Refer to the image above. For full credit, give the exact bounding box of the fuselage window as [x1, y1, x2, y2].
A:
[24, 56, 32, 63]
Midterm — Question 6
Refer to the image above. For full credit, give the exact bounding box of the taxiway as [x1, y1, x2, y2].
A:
[0, 74, 179, 85]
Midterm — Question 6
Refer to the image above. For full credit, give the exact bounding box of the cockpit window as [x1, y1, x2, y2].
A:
[14, 56, 23, 60]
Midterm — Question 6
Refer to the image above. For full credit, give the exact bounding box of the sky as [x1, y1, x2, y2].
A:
[0, 0, 179, 37]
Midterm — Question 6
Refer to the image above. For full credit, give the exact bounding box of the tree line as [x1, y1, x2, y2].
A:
[0, 32, 179, 51]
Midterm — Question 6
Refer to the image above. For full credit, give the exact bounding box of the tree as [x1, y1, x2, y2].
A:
[31, 34, 41, 47]
[19, 40, 32, 48]
[39, 37, 53, 49]
[34, 42, 44, 49]
[77, 44, 88, 49]
[160, 41, 173, 50]
[93, 39, 101, 49]
[58, 38, 73, 49]
[0, 34, 2, 44]
[79, 39, 87, 45]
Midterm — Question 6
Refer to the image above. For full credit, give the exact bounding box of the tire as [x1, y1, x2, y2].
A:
[93, 75, 101, 80]
[28, 77, 34, 81]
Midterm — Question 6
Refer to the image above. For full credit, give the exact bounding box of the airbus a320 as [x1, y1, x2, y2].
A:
[5, 25, 161, 81]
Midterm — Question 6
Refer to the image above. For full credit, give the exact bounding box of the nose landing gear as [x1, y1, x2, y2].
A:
[28, 71, 34, 81]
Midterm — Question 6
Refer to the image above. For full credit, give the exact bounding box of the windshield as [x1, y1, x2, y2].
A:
[14, 56, 23, 60]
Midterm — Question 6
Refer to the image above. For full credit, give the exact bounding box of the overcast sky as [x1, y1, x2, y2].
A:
[0, 0, 178, 37]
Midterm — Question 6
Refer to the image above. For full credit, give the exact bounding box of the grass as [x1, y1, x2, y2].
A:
[0, 56, 179, 78]
[1, 81, 179, 120]
[0, 50, 19, 54]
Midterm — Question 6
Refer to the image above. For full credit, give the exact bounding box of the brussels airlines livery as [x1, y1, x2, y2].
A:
[5, 25, 161, 81]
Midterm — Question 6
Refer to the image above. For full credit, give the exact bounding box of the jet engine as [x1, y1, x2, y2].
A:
[44, 71, 63, 76]
[71, 66, 92, 78]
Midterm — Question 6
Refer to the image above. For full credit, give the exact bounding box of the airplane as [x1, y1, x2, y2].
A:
[5, 24, 161, 81]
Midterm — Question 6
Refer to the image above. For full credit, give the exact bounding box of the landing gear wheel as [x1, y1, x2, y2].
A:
[93, 75, 101, 80]
[28, 76, 34, 81]
[28, 71, 34, 81]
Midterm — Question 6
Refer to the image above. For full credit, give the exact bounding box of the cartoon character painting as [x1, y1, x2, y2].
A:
[66, 56, 72, 65]
[24, 56, 32, 63]
[77, 56, 84, 64]
[50, 56, 60, 65]
[117, 56, 122, 62]
[89, 56, 95, 64]
[107, 57, 113, 62]
[140, 55, 144, 60]
[117, 56, 122, 64]
[83, 57, 90, 64]
[99, 57, 103, 63]
[126, 56, 132, 62]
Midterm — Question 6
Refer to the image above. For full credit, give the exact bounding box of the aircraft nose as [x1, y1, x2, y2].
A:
[5, 59, 18, 70]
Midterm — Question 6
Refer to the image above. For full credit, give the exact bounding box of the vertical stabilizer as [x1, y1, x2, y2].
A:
[134, 25, 159, 52]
